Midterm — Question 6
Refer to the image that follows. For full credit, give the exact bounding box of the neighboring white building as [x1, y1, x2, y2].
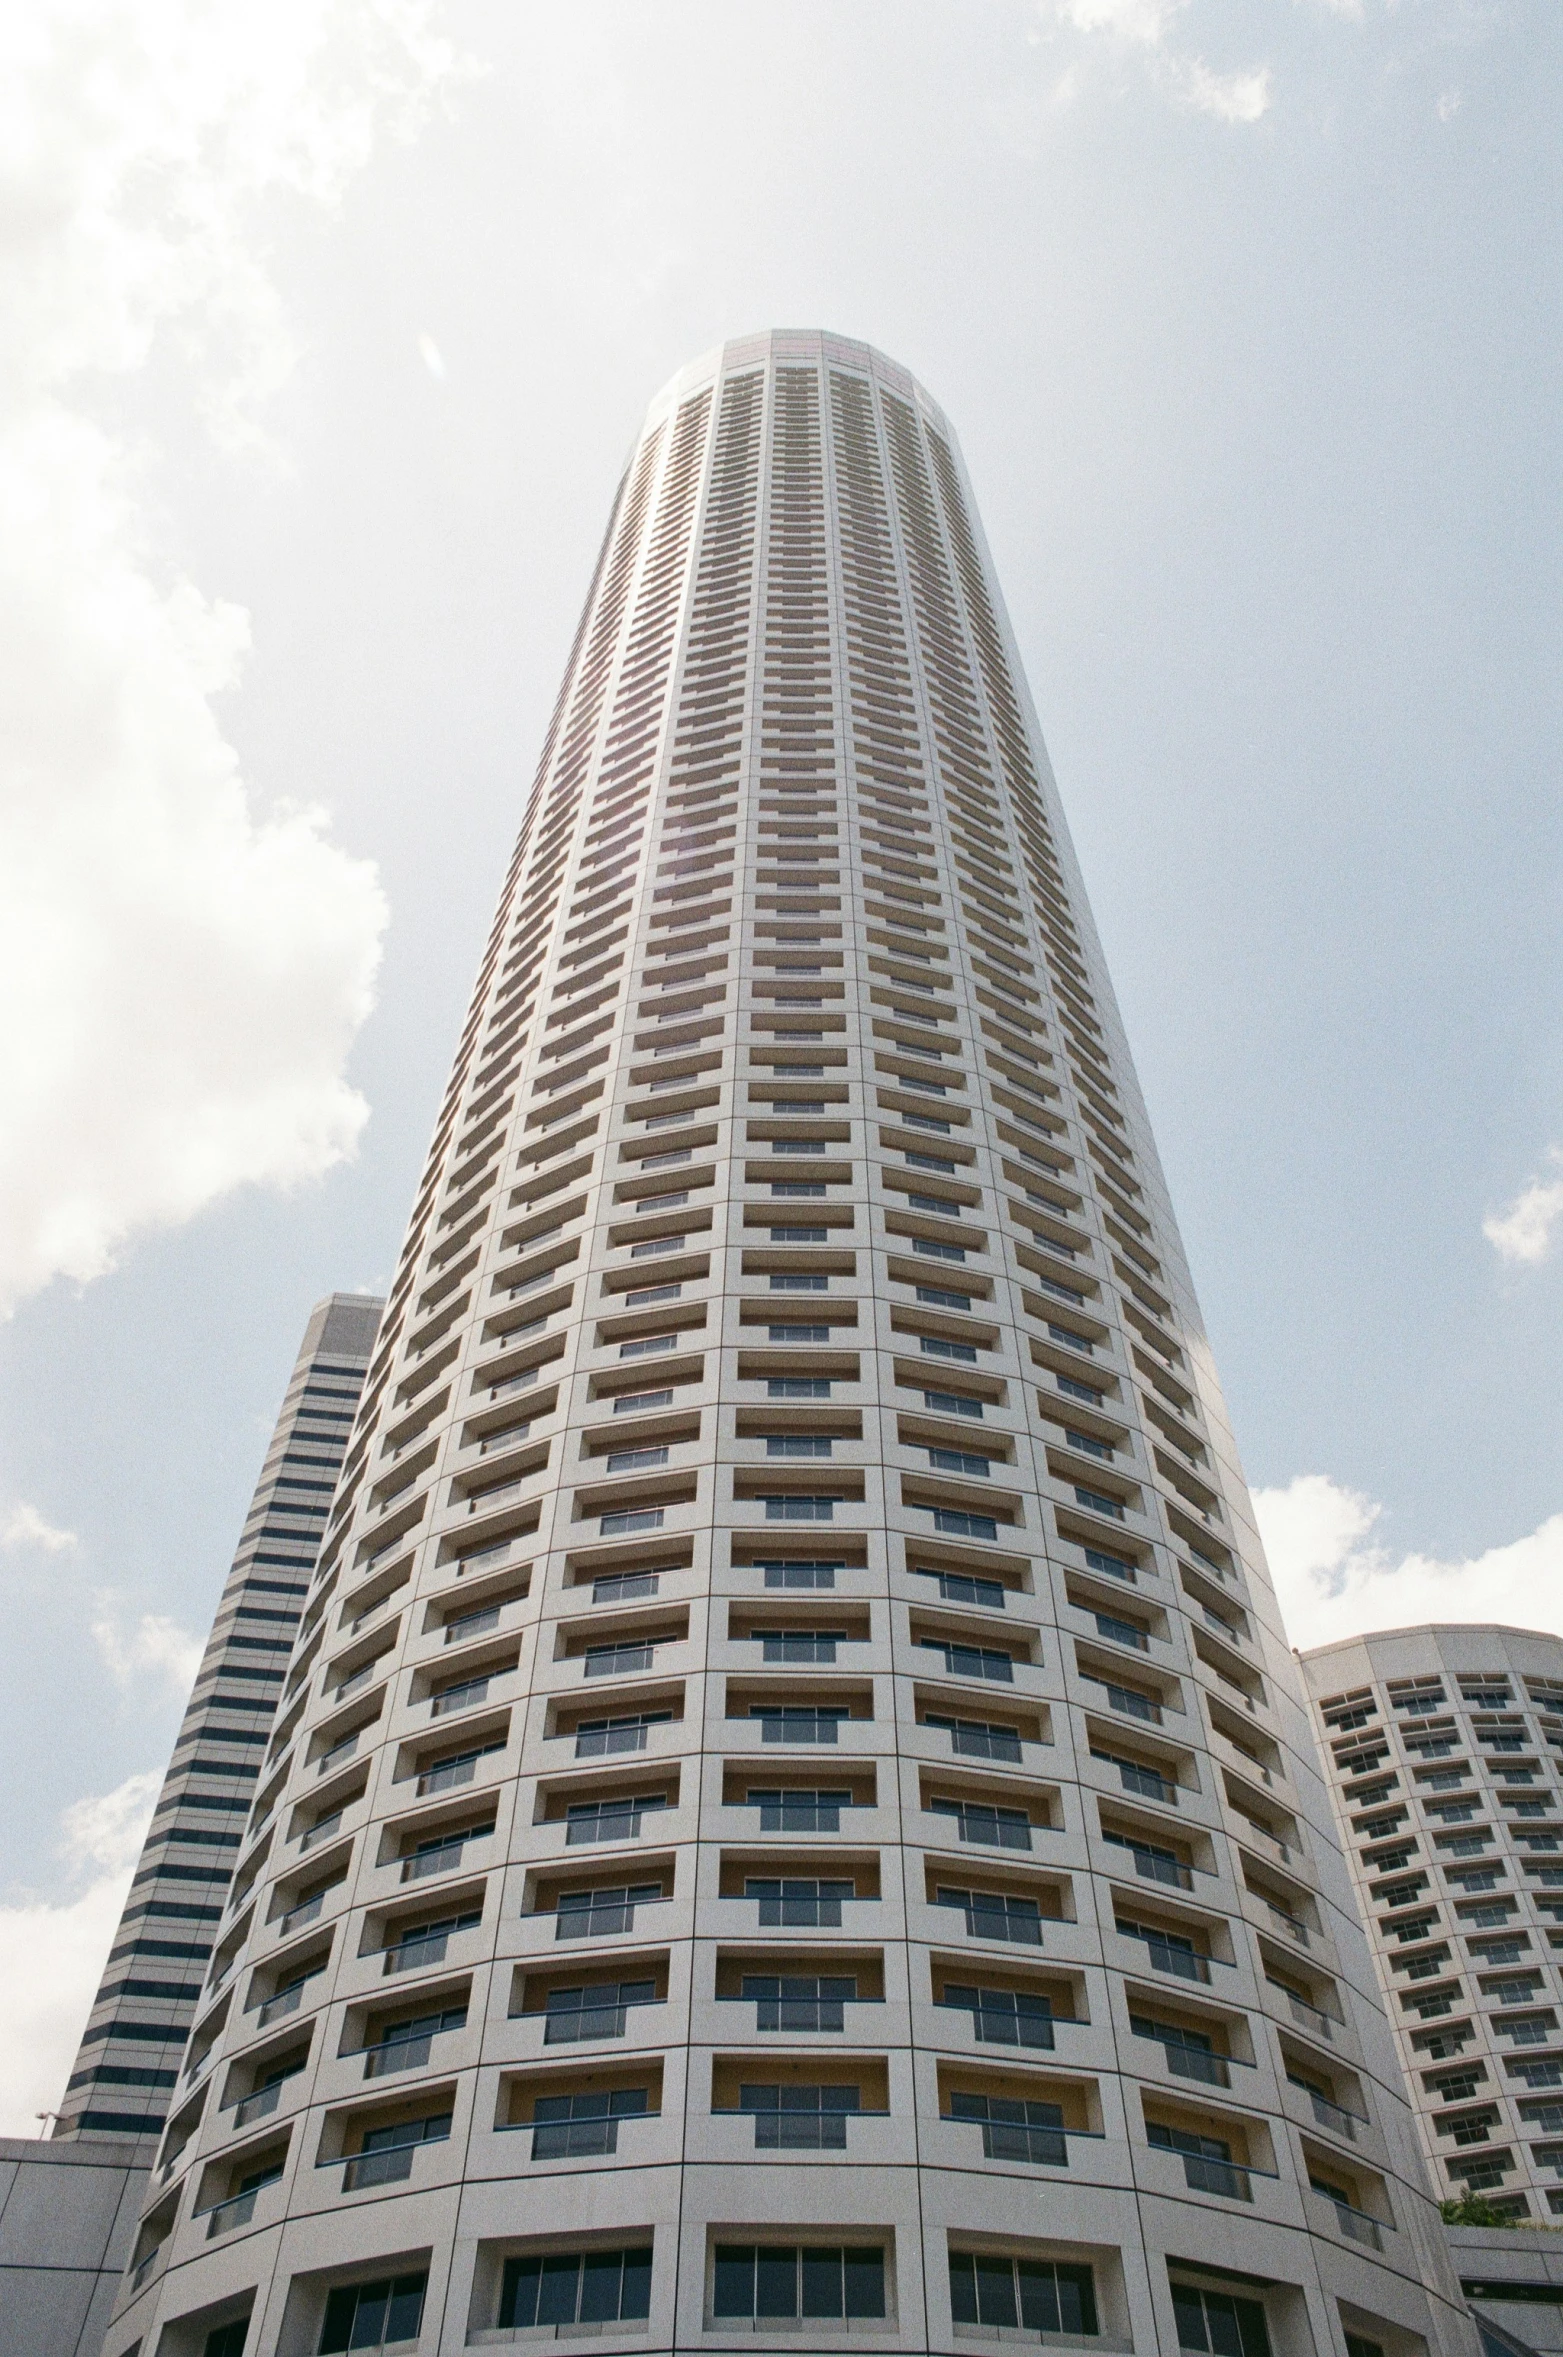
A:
[107, 333, 1475, 2357]
[55, 1294, 383, 2157]
[1298, 1625, 1563, 2224]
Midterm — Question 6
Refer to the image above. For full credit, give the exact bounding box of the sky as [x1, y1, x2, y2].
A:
[0, 0, 1559, 2132]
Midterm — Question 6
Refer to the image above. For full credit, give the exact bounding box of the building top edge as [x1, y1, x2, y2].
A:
[1296, 1620, 1563, 1661]
[643, 328, 952, 437]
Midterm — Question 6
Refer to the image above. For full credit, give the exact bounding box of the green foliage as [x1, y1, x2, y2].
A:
[1440, 2194, 1519, 2228]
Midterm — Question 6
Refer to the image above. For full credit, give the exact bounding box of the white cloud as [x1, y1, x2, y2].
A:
[1060, 0, 1182, 41]
[61, 1769, 163, 1877]
[0, 0, 464, 1319]
[1041, 0, 1272, 123]
[1168, 56, 1273, 121]
[1483, 1149, 1563, 1266]
[91, 1600, 205, 1693]
[0, 1501, 77, 1552]
[1255, 1472, 1563, 1652]
[0, 1768, 159, 2137]
[1436, 88, 1462, 122]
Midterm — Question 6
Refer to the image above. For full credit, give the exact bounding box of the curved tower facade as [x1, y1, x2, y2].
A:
[1299, 1623, 1563, 2224]
[108, 332, 1474, 2357]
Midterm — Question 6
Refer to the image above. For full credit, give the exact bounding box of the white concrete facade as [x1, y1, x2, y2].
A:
[1298, 1624, 1563, 2224]
[107, 332, 1474, 2357]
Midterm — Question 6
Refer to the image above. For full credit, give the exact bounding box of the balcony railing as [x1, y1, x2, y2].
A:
[1300, 2086, 1364, 2140]
[256, 1978, 315, 2028]
[130, 2238, 168, 2290]
[945, 1723, 1023, 1763]
[584, 1644, 656, 1679]
[977, 2119, 1069, 2166]
[1272, 1984, 1341, 2040]
[553, 1894, 663, 1939]
[401, 1827, 491, 1883]
[1126, 1849, 1194, 1891]
[1314, 2190, 1386, 2249]
[940, 1995, 1058, 2050]
[362, 2034, 434, 2077]
[1180, 2153, 1252, 2201]
[231, 2076, 294, 2128]
[543, 1999, 633, 2043]
[1158, 2043, 1230, 2088]
[756, 1893, 847, 1928]
[430, 1675, 493, 1718]
[202, 2174, 279, 2237]
[755, 1995, 846, 2032]
[574, 1721, 655, 1759]
[343, 2145, 414, 2190]
[444, 1604, 502, 1644]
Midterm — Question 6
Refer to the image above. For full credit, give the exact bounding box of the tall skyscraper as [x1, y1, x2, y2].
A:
[1299, 1625, 1563, 2224]
[58, 1294, 383, 2151]
[107, 333, 1475, 2357]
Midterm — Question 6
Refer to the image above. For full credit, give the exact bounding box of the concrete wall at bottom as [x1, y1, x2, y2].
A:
[0, 2135, 147, 2357]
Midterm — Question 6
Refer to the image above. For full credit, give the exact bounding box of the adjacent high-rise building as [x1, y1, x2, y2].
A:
[1299, 1625, 1563, 2224]
[58, 1294, 383, 2151]
[107, 333, 1476, 2357]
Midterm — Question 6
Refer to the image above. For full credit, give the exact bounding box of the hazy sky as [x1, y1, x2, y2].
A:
[0, 0, 1558, 2128]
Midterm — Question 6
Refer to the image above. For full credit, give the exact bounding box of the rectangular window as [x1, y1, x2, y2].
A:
[498, 2245, 652, 2329]
[1172, 2285, 1271, 2357]
[712, 2243, 885, 2322]
[949, 2252, 1096, 2335]
[318, 2271, 428, 2353]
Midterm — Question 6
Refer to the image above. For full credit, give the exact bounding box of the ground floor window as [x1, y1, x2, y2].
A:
[1172, 2284, 1271, 2357]
[949, 2252, 1097, 2335]
[319, 2272, 427, 2353]
[499, 2246, 652, 2329]
[712, 2244, 885, 2322]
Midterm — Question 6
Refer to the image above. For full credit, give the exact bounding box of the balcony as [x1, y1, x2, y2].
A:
[430, 1672, 502, 1718]
[553, 1887, 664, 1940]
[230, 2072, 300, 2128]
[583, 1643, 657, 1679]
[341, 2112, 451, 2190]
[201, 2165, 281, 2238]
[925, 1715, 1025, 1764]
[541, 1986, 658, 2043]
[1311, 2185, 1387, 2250]
[939, 1987, 1063, 2050]
[256, 1974, 321, 2029]
[929, 1800, 1033, 1852]
[401, 1824, 493, 1883]
[1269, 1981, 1342, 2042]
[1296, 2084, 1365, 2141]
[279, 1889, 329, 1937]
[129, 2237, 168, 2292]
[1181, 2152, 1252, 2200]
